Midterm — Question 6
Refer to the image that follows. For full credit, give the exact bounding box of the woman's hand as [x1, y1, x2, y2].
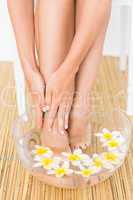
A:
[45, 67, 75, 132]
[57, 82, 75, 134]
[27, 71, 46, 129]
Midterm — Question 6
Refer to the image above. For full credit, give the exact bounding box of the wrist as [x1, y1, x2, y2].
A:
[60, 60, 79, 78]
[23, 64, 41, 83]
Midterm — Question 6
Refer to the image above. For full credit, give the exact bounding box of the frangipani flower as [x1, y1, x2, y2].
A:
[76, 167, 95, 178]
[96, 128, 113, 142]
[90, 154, 113, 172]
[91, 154, 104, 171]
[102, 151, 124, 165]
[31, 145, 53, 157]
[96, 128, 125, 143]
[62, 149, 87, 167]
[103, 138, 125, 151]
[47, 161, 73, 178]
[33, 156, 61, 170]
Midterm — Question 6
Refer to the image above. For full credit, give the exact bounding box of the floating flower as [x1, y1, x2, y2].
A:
[33, 156, 61, 170]
[47, 161, 73, 178]
[96, 128, 125, 143]
[102, 151, 124, 165]
[91, 154, 104, 171]
[76, 167, 95, 178]
[89, 153, 113, 172]
[103, 138, 124, 151]
[31, 145, 53, 157]
[62, 149, 87, 167]
[96, 128, 113, 142]
[111, 131, 126, 145]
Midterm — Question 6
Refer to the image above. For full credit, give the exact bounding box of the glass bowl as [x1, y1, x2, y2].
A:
[12, 105, 132, 188]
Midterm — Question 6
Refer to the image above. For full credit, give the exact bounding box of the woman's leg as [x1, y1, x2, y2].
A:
[7, 0, 37, 72]
[69, 0, 111, 149]
[35, 0, 75, 152]
[7, 0, 47, 129]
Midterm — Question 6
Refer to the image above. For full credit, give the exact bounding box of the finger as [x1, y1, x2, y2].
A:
[46, 87, 52, 108]
[36, 106, 43, 129]
[42, 105, 50, 113]
[38, 84, 48, 112]
[39, 90, 49, 113]
[64, 112, 69, 130]
[58, 104, 66, 135]
[39, 88, 45, 106]
[47, 103, 58, 131]
[47, 92, 61, 131]
[31, 91, 40, 108]
[64, 100, 73, 130]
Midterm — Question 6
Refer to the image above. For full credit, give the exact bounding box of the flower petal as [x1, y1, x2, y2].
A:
[33, 156, 42, 161]
[73, 148, 82, 154]
[62, 152, 69, 157]
[102, 128, 111, 133]
[62, 161, 70, 169]
[33, 162, 42, 168]
[47, 170, 54, 175]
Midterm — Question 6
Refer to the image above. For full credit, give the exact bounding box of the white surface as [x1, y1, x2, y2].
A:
[0, 1, 131, 60]
[127, 5, 133, 115]
[0, 0, 17, 60]
[0, 0, 26, 115]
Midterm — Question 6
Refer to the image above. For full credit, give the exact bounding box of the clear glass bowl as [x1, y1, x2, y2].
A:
[12, 105, 132, 188]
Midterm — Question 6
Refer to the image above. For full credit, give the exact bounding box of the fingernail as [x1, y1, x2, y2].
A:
[65, 124, 68, 130]
[42, 105, 50, 112]
[61, 130, 65, 135]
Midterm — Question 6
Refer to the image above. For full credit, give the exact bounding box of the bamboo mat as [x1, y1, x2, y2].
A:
[0, 57, 133, 200]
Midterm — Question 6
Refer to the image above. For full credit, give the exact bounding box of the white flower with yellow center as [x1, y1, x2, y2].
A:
[47, 161, 73, 178]
[33, 156, 61, 170]
[91, 154, 114, 171]
[62, 149, 86, 167]
[76, 167, 95, 178]
[102, 151, 124, 165]
[103, 138, 124, 151]
[96, 128, 125, 143]
[31, 145, 53, 157]
[91, 154, 104, 172]
[96, 128, 113, 142]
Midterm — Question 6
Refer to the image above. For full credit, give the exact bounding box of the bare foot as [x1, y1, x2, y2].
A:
[41, 116, 71, 153]
[39, 115, 87, 188]
[69, 95, 92, 150]
[39, 113, 88, 188]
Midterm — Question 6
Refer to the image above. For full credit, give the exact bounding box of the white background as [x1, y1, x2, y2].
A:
[0, 1, 130, 61]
